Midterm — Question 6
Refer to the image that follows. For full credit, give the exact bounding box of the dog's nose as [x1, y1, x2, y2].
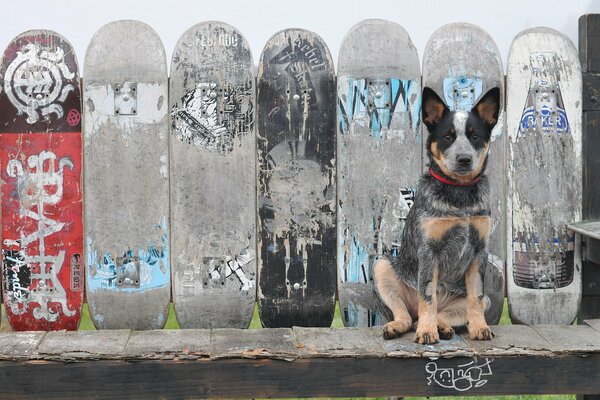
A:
[456, 154, 473, 167]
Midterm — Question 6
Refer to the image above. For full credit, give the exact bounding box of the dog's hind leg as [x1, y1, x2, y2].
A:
[374, 258, 413, 340]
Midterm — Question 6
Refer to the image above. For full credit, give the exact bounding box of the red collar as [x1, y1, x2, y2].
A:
[429, 168, 480, 187]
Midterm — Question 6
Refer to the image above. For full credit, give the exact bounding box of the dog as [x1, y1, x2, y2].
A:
[374, 86, 500, 344]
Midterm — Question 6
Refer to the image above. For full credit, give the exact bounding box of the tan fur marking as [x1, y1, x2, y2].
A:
[465, 260, 493, 340]
[415, 266, 439, 344]
[431, 143, 490, 184]
[424, 98, 446, 126]
[470, 216, 491, 241]
[476, 99, 498, 125]
[374, 259, 414, 339]
[422, 217, 467, 241]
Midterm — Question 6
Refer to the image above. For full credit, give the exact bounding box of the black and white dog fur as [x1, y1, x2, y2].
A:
[374, 86, 501, 344]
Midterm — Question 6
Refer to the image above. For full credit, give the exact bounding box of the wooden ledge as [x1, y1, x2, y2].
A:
[0, 323, 599, 398]
[569, 220, 600, 240]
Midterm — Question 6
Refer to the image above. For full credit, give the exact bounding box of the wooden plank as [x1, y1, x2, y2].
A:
[532, 324, 600, 353]
[294, 327, 385, 358]
[37, 330, 130, 359]
[584, 319, 600, 332]
[580, 296, 600, 320]
[461, 325, 552, 354]
[579, 14, 600, 73]
[0, 332, 44, 359]
[373, 326, 472, 357]
[124, 329, 210, 359]
[569, 221, 600, 241]
[210, 328, 297, 360]
[583, 254, 600, 296]
[583, 74, 600, 111]
[1, 355, 600, 398]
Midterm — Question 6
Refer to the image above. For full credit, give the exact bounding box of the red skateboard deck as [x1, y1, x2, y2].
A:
[0, 30, 83, 330]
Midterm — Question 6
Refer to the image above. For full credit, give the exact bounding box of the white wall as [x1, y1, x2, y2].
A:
[2, 0, 598, 71]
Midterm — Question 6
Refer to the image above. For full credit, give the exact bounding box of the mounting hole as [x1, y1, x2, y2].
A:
[115, 110, 120, 114]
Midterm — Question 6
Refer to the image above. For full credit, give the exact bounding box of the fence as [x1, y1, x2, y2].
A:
[0, 12, 599, 400]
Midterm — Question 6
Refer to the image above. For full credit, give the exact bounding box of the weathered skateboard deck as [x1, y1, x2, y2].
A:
[170, 21, 256, 328]
[257, 29, 336, 327]
[506, 27, 582, 324]
[337, 20, 421, 327]
[83, 20, 170, 329]
[0, 30, 83, 331]
[423, 23, 505, 324]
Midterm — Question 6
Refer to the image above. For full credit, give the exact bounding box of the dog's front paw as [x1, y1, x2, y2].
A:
[438, 324, 455, 340]
[383, 319, 412, 340]
[468, 324, 494, 340]
[414, 328, 439, 344]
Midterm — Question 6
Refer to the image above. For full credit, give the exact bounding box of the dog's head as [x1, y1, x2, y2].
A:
[422, 87, 500, 183]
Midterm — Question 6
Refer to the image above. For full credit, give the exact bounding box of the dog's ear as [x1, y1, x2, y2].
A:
[474, 87, 501, 131]
[422, 87, 448, 129]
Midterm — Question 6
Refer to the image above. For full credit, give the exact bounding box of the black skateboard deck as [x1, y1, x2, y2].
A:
[257, 29, 336, 327]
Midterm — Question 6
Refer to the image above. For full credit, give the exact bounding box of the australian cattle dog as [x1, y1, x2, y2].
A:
[374, 86, 500, 344]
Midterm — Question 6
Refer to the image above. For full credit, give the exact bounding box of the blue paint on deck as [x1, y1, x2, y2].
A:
[347, 233, 370, 283]
[338, 78, 421, 137]
[86, 217, 170, 293]
[520, 105, 569, 134]
[443, 75, 483, 111]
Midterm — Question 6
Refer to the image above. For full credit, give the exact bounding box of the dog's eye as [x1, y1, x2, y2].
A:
[444, 134, 453, 142]
[471, 133, 480, 141]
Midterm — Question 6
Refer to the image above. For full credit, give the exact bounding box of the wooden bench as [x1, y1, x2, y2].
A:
[1, 323, 600, 398]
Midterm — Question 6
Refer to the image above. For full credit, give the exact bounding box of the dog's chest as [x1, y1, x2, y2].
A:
[421, 215, 490, 272]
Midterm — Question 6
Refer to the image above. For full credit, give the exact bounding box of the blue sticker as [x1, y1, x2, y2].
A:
[519, 53, 570, 136]
[86, 217, 170, 293]
[443, 75, 483, 111]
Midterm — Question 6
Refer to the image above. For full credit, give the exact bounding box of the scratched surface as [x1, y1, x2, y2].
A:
[170, 22, 256, 328]
[83, 20, 170, 329]
[506, 27, 582, 324]
[422, 23, 506, 324]
[257, 29, 336, 327]
[336, 20, 421, 327]
[0, 30, 83, 330]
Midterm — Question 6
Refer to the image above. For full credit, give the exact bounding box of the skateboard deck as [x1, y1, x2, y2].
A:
[337, 19, 421, 327]
[83, 20, 170, 329]
[423, 23, 505, 324]
[0, 30, 83, 331]
[170, 21, 256, 328]
[257, 28, 336, 327]
[506, 27, 582, 324]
